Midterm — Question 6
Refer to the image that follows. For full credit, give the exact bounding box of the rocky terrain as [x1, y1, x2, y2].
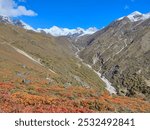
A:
[78, 11, 150, 100]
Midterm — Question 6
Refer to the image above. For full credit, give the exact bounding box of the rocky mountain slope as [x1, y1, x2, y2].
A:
[78, 11, 150, 100]
[0, 22, 106, 92]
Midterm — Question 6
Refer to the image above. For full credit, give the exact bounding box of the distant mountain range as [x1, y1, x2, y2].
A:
[1, 11, 149, 38]
[37, 26, 98, 37]
[1, 11, 150, 38]
[0, 15, 98, 37]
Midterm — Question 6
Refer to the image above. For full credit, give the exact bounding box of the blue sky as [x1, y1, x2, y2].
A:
[1, 0, 150, 29]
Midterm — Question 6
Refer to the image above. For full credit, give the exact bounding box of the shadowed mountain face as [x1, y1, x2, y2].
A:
[78, 12, 150, 100]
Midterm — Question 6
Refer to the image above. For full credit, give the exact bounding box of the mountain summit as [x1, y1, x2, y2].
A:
[37, 26, 98, 37]
[118, 11, 150, 22]
[77, 11, 150, 99]
[0, 15, 34, 30]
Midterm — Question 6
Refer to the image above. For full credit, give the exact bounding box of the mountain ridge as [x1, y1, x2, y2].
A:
[0, 15, 98, 37]
[77, 11, 150, 100]
[118, 11, 150, 22]
[1, 11, 150, 38]
[37, 26, 98, 37]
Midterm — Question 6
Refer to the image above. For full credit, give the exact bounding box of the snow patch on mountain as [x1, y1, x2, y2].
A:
[13, 19, 35, 31]
[0, 15, 13, 24]
[0, 15, 35, 31]
[127, 11, 150, 22]
[118, 11, 150, 22]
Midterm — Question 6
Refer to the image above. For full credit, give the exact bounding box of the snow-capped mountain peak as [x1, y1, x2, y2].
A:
[118, 11, 150, 22]
[0, 15, 35, 31]
[37, 26, 98, 37]
[0, 15, 13, 24]
[0, 15, 98, 37]
[127, 11, 143, 22]
[84, 27, 98, 34]
[128, 11, 142, 16]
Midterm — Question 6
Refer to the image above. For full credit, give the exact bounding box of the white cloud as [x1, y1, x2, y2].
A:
[0, 0, 37, 17]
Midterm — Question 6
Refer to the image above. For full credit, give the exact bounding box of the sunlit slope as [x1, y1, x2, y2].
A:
[0, 23, 105, 92]
[0, 82, 150, 112]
